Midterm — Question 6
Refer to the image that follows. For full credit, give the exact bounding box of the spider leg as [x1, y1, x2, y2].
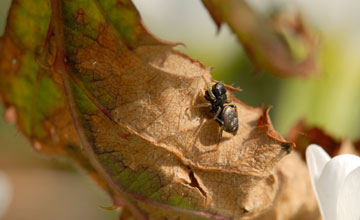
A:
[215, 118, 224, 140]
[207, 83, 216, 100]
[219, 126, 224, 139]
[213, 107, 222, 120]
[202, 75, 216, 100]
[185, 102, 211, 118]
[213, 109, 224, 151]
[190, 103, 212, 108]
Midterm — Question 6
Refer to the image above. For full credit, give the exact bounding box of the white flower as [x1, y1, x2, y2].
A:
[306, 144, 360, 220]
[0, 171, 12, 218]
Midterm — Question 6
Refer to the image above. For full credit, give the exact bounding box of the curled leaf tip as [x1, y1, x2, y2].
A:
[257, 106, 294, 153]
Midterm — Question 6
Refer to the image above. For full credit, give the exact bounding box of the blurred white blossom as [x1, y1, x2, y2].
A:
[0, 171, 12, 218]
[306, 144, 360, 220]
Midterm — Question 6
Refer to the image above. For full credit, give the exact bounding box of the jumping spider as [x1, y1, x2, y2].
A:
[194, 81, 238, 140]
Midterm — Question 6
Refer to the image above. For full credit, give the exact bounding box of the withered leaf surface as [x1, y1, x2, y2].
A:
[0, 0, 294, 219]
[202, 0, 318, 77]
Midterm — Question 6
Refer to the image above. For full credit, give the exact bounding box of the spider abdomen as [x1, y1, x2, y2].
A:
[222, 105, 238, 134]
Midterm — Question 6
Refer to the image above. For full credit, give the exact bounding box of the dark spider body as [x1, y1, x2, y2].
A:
[205, 83, 227, 115]
[203, 82, 238, 137]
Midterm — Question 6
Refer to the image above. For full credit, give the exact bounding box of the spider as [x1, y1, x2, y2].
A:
[194, 81, 238, 140]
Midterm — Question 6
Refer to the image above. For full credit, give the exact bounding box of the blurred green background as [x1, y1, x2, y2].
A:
[1, 0, 360, 219]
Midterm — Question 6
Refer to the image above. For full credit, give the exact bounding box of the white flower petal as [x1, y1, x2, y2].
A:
[337, 167, 360, 220]
[306, 144, 331, 181]
[306, 144, 332, 219]
[0, 171, 12, 218]
[315, 154, 360, 220]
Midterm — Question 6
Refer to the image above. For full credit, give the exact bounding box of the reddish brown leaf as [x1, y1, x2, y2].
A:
[202, 0, 318, 77]
[287, 119, 341, 159]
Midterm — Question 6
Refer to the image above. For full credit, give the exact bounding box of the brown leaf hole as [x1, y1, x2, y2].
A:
[187, 166, 207, 199]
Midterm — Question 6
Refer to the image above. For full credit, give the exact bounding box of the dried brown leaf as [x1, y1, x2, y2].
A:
[0, 0, 302, 219]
